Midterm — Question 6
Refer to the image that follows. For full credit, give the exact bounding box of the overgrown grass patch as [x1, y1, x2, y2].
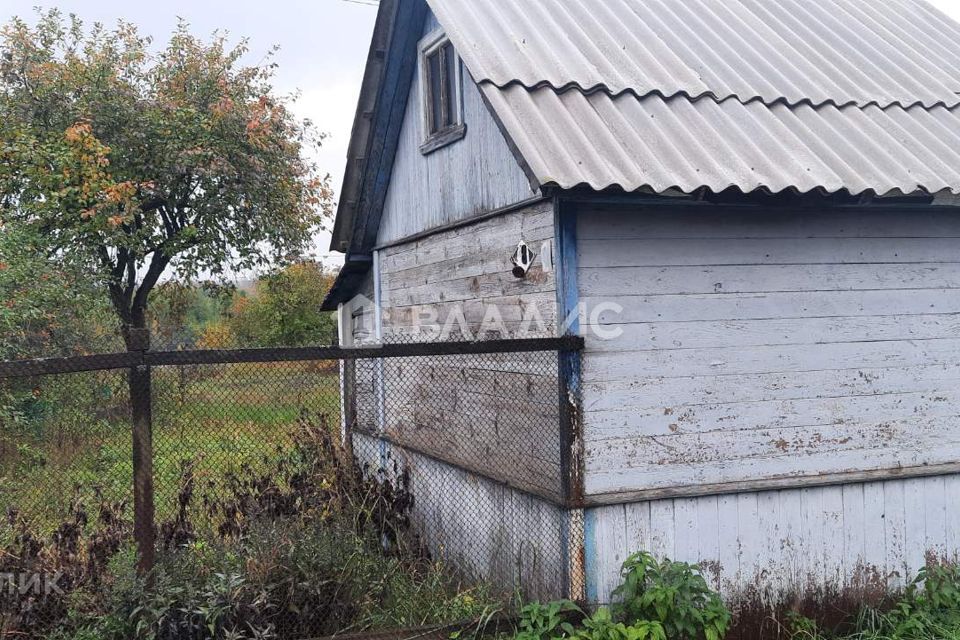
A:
[2, 363, 501, 639]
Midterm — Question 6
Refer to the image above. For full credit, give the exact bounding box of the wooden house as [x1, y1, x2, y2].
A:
[323, 0, 960, 615]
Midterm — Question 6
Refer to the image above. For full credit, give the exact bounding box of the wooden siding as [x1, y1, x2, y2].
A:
[375, 11, 534, 246]
[353, 431, 569, 600]
[587, 475, 960, 607]
[577, 206, 960, 500]
[380, 199, 556, 338]
[345, 273, 378, 432]
[376, 200, 562, 500]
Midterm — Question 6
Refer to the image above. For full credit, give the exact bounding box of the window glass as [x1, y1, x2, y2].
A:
[427, 49, 443, 134]
[442, 42, 457, 128]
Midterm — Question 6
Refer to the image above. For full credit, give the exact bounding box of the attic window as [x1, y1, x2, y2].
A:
[419, 31, 466, 155]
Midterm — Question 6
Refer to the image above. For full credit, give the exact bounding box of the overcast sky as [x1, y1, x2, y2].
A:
[4, 0, 960, 267]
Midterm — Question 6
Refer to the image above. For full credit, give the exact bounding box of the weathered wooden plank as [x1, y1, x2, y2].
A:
[380, 201, 553, 272]
[386, 269, 556, 307]
[861, 482, 887, 584]
[736, 493, 762, 586]
[801, 488, 826, 592]
[717, 495, 740, 595]
[924, 477, 947, 561]
[780, 490, 806, 591]
[584, 336, 960, 381]
[591, 504, 627, 600]
[384, 292, 558, 334]
[695, 495, 722, 591]
[583, 363, 960, 412]
[383, 207, 554, 272]
[585, 388, 960, 440]
[945, 476, 960, 561]
[673, 498, 699, 565]
[883, 481, 908, 588]
[582, 288, 960, 326]
[902, 478, 928, 581]
[586, 474, 960, 605]
[841, 484, 865, 584]
[578, 237, 960, 267]
[623, 501, 652, 562]
[822, 486, 845, 587]
[584, 313, 960, 353]
[580, 263, 960, 297]
[585, 435, 960, 497]
[648, 501, 675, 559]
[756, 490, 784, 597]
[578, 207, 960, 240]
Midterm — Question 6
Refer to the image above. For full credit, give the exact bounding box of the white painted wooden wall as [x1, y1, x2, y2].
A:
[587, 475, 960, 606]
[577, 205, 960, 605]
[354, 431, 570, 599]
[578, 207, 960, 500]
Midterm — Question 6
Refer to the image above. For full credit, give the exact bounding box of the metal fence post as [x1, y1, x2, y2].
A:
[127, 328, 155, 580]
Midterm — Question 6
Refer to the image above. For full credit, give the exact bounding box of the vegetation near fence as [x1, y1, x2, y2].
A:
[0, 361, 496, 639]
[510, 556, 960, 640]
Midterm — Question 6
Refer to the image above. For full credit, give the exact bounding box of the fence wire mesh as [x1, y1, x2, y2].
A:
[0, 339, 581, 640]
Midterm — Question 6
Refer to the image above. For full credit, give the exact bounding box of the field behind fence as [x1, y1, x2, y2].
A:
[0, 335, 582, 640]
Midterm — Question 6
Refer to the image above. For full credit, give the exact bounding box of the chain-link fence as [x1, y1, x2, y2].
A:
[0, 335, 583, 639]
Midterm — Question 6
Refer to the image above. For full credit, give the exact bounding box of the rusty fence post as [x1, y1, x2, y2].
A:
[127, 328, 155, 581]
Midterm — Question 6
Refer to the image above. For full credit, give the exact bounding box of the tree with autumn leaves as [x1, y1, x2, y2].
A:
[0, 10, 333, 350]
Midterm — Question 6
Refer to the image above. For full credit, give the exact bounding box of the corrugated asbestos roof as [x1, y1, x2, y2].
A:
[428, 0, 960, 195]
[484, 86, 960, 195]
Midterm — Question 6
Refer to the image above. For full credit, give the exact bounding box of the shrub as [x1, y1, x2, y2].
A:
[513, 553, 727, 640]
[514, 600, 582, 640]
[4, 413, 496, 639]
[612, 552, 730, 640]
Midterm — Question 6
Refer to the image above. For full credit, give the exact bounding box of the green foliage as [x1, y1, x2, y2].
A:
[512, 554, 726, 640]
[514, 600, 582, 640]
[576, 607, 666, 640]
[612, 552, 730, 640]
[225, 261, 336, 348]
[0, 400, 495, 640]
[149, 281, 234, 349]
[0, 221, 119, 360]
[785, 563, 960, 640]
[0, 9, 332, 341]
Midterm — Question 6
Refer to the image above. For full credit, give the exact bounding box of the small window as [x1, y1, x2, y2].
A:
[420, 31, 466, 154]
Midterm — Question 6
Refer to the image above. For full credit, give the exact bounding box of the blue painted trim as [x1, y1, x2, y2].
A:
[583, 507, 598, 603]
[554, 196, 594, 601]
[554, 196, 580, 336]
[355, 0, 429, 252]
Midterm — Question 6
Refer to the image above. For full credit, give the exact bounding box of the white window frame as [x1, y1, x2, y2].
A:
[418, 28, 466, 155]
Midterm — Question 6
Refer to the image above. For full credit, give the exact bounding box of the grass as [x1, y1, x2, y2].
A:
[0, 370, 502, 640]
[0, 362, 341, 539]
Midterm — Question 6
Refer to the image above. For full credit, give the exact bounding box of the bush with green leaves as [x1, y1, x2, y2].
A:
[513, 552, 727, 640]
[612, 552, 730, 640]
[576, 607, 666, 640]
[514, 600, 583, 640]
